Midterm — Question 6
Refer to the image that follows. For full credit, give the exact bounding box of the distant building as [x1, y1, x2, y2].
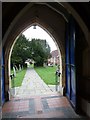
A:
[48, 50, 59, 66]
[25, 59, 35, 67]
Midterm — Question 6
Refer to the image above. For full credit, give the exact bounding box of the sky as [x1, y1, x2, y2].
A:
[23, 26, 57, 52]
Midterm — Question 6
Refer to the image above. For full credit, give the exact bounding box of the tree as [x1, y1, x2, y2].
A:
[11, 34, 51, 68]
[30, 39, 51, 66]
[11, 34, 30, 68]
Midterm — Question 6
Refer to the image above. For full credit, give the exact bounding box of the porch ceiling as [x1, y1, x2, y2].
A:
[2, 2, 90, 38]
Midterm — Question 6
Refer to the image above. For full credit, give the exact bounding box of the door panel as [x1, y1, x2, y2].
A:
[70, 18, 76, 107]
[65, 23, 71, 99]
[65, 16, 76, 109]
[1, 50, 5, 105]
[66, 65, 71, 98]
[70, 67, 76, 107]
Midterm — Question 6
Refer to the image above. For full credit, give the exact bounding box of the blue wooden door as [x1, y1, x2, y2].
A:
[66, 16, 76, 109]
[1, 49, 5, 105]
[70, 18, 76, 107]
[66, 23, 71, 99]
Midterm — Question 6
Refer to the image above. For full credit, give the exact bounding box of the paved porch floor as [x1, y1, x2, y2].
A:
[2, 68, 87, 119]
[2, 93, 82, 118]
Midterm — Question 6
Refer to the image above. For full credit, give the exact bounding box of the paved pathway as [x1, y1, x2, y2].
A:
[2, 93, 83, 118]
[3, 68, 86, 118]
[11, 68, 58, 98]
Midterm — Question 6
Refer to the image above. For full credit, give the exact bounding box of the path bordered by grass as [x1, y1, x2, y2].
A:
[11, 68, 27, 87]
[35, 66, 57, 85]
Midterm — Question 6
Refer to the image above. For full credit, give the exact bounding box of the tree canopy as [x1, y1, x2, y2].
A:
[30, 38, 51, 66]
[11, 34, 51, 68]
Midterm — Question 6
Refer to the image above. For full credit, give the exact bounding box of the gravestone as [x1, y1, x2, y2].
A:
[13, 66, 16, 77]
[19, 64, 21, 71]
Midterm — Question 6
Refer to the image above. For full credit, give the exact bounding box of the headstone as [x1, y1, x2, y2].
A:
[43, 63, 46, 67]
[15, 65, 18, 71]
[22, 65, 23, 69]
[13, 66, 16, 77]
[19, 64, 21, 71]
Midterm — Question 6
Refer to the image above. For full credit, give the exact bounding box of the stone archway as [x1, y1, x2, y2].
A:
[3, 3, 66, 100]
[3, 2, 89, 104]
[9, 23, 64, 96]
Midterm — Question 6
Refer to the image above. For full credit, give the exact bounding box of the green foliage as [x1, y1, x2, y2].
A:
[11, 34, 30, 67]
[11, 68, 26, 87]
[35, 66, 57, 85]
[30, 39, 51, 66]
[11, 34, 51, 67]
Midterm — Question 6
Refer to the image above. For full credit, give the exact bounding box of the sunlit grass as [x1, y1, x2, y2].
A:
[35, 66, 57, 85]
[11, 68, 27, 87]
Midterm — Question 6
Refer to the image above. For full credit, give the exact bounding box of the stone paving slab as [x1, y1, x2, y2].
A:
[2, 94, 85, 118]
[11, 68, 56, 98]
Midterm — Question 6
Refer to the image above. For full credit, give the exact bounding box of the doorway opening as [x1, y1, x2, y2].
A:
[2, 2, 89, 118]
[9, 24, 64, 99]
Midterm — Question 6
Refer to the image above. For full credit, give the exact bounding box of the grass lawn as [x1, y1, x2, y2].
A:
[11, 68, 27, 87]
[35, 66, 57, 85]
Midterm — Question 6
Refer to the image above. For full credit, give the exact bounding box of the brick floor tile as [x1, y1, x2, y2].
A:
[43, 111, 64, 118]
[2, 94, 84, 118]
